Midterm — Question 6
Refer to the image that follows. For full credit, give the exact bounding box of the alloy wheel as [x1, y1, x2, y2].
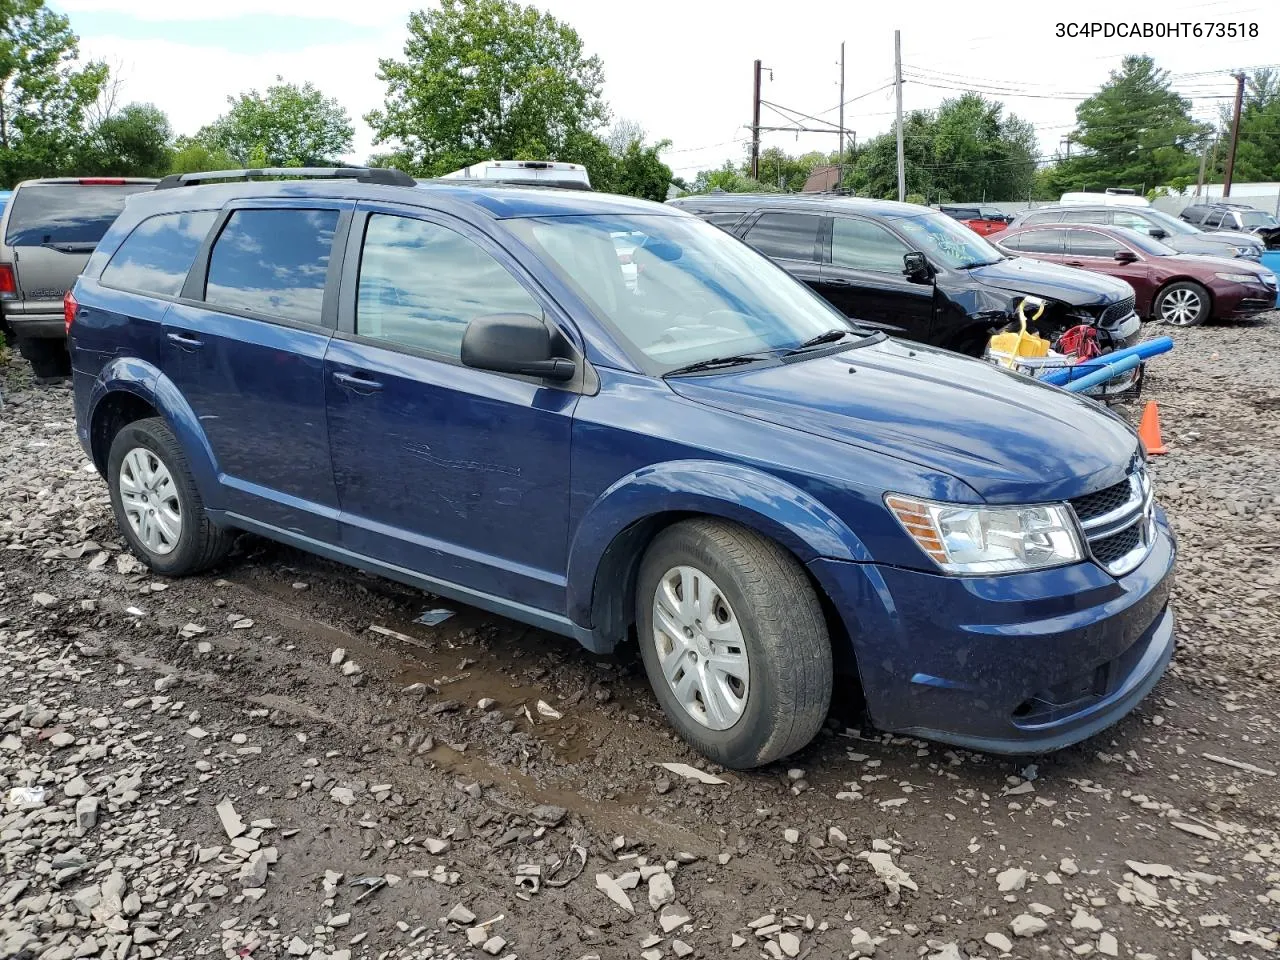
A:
[1158, 288, 1203, 326]
[118, 447, 182, 556]
[650, 565, 750, 730]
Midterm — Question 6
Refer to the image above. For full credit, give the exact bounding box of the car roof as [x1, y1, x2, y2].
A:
[120, 176, 677, 221]
[668, 193, 932, 218]
[1005, 222, 1147, 241]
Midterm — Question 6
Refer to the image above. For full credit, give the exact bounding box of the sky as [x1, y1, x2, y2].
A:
[54, 0, 1280, 181]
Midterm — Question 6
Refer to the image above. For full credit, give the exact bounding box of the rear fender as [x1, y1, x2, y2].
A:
[86, 358, 221, 505]
[566, 459, 871, 645]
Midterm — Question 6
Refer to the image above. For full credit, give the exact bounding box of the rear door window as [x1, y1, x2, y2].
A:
[4, 182, 154, 247]
[1021, 211, 1063, 225]
[101, 211, 218, 297]
[1005, 230, 1064, 254]
[1061, 209, 1108, 224]
[743, 212, 822, 261]
[204, 209, 339, 324]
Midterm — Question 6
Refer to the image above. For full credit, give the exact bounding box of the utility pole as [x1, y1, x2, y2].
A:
[894, 29, 905, 202]
[751, 59, 763, 181]
[1222, 71, 1246, 198]
[1195, 141, 1208, 196]
[838, 42, 846, 163]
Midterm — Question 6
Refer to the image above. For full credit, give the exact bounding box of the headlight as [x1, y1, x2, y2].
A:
[1215, 272, 1259, 283]
[1233, 246, 1261, 258]
[886, 495, 1084, 574]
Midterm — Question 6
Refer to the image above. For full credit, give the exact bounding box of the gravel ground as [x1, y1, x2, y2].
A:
[2, 317, 1279, 960]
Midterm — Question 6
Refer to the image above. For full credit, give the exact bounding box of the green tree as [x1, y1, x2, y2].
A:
[197, 77, 353, 167]
[689, 160, 778, 194]
[611, 138, 672, 201]
[1048, 55, 1207, 194]
[169, 135, 236, 174]
[0, 0, 107, 185]
[366, 0, 608, 176]
[80, 102, 172, 176]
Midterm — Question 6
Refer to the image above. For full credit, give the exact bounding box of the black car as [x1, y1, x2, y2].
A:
[1010, 204, 1265, 260]
[667, 194, 1141, 357]
[1178, 201, 1280, 249]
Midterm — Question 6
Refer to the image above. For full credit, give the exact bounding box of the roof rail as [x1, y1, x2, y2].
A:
[154, 166, 417, 191]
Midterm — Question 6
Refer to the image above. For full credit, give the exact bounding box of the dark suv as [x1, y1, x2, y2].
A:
[668, 194, 1141, 356]
[1178, 201, 1280, 248]
[68, 167, 1175, 767]
[1010, 204, 1265, 260]
[0, 177, 157, 377]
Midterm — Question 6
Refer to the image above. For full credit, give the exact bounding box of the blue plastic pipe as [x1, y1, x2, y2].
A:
[1039, 336, 1174, 386]
[1060, 353, 1143, 393]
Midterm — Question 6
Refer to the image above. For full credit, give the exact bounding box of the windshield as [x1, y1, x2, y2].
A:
[4, 183, 153, 246]
[1239, 210, 1278, 227]
[891, 212, 1004, 268]
[506, 214, 857, 373]
[1145, 209, 1198, 236]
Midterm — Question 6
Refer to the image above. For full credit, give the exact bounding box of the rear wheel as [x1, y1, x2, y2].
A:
[107, 417, 234, 576]
[15, 336, 71, 381]
[636, 519, 832, 769]
[1153, 282, 1209, 327]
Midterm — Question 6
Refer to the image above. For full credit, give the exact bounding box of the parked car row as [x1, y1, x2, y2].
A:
[63, 166, 1176, 768]
[995, 223, 1277, 326]
[1180, 200, 1280, 248]
[1010, 203, 1266, 260]
[668, 193, 1143, 358]
[937, 204, 1014, 236]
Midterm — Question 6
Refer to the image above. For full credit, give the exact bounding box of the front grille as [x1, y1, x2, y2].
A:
[1090, 523, 1143, 566]
[1069, 478, 1132, 523]
[1068, 467, 1154, 577]
[1100, 296, 1136, 326]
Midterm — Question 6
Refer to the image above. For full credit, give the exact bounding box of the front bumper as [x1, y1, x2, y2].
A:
[810, 507, 1176, 754]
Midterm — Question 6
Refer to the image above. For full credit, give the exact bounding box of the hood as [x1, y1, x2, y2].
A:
[1194, 228, 1263, 246]
[966, 256, 1132, 306]
[1166, 232, 1259, 255]
[669, 337, 1139, 502]
[1172, 253, 1273, 276]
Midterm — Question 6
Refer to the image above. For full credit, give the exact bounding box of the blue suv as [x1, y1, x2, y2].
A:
[69, 168, 1176, 768]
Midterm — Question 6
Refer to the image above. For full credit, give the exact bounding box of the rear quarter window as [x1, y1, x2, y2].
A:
[100, 211, 218, 297]
[4, 183, 154, 246]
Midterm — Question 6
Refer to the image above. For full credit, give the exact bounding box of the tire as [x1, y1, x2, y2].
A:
[635, 518, 833, 769]
[1153, 281, 1209, 327]
[15, 336, 71, 381]
[106, 417, 234, 576]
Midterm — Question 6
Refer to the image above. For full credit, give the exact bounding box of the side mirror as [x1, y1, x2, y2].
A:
[902, 251, 931, 281]
[1113, 249, 1139, 263]
[461, 313, 576, 382]
[1149, 228, 1168, 239]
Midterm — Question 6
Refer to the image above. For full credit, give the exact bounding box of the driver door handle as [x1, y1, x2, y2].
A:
[825, 278, 853, 287]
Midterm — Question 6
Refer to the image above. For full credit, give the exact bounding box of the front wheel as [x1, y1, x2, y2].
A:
[636, 519, 833, 769]
[1153, 282, 1209, 327]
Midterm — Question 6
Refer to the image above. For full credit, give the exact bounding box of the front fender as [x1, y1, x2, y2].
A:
[565, 459, 871, 630]
[86, 359, 222, 506]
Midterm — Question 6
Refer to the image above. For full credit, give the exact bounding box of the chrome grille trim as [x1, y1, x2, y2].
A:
[1070, 468, 1155, 577]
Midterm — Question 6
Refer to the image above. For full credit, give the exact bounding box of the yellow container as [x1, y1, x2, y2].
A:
[988, 298, 1050, 368]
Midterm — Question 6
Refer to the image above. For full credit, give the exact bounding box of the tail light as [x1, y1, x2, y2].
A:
[0, 263, 16, 300]
[64, 289, 79, 333]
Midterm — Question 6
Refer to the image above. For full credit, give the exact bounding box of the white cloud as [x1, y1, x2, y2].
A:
[79, 33, 401, 160]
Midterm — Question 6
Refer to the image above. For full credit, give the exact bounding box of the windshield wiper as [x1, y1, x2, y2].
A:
[662, 353, 772, 377]
[41, 241, 95, 254]
[784, 329, 853, 355]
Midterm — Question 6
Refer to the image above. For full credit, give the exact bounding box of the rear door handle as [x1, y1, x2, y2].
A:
[825, 278, 853, 287]
[1066, 260, 1085, 266]
[166, 331, 203, 350]
[332, 371, 383, 394]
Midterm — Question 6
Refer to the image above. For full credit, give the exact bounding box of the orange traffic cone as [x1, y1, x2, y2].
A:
[1138, 401, 1167, 456]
